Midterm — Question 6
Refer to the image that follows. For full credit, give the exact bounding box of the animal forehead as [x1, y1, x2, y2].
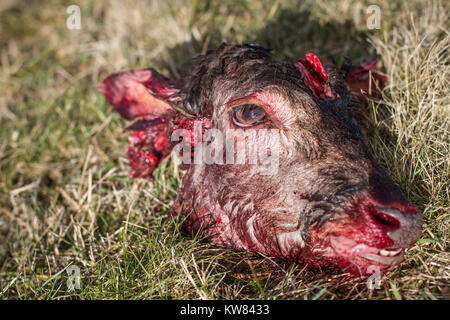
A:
[198, 43, 273, 70]
[192, 43, 307, 90]
[184, 44, 331, 118]
[220, 62, 317, 103]
[184, 54, 315, 117]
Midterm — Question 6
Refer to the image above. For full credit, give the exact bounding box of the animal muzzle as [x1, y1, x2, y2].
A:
[327, 175, 422, 274]
[365, 172, 422, 248]
[369, 205, 422, 248]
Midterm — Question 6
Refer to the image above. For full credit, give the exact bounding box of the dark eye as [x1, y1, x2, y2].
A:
[232, 104, 267, 127]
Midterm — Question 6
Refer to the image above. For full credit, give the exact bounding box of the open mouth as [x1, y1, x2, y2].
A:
[330, 235, 404, 266]
[358, 248, 404, 266]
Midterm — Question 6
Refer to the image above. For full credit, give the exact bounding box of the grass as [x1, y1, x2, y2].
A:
[0, 0, 448, 299]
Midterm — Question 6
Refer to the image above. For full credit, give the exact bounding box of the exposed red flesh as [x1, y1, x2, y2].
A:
[295, 52, 386, 103]
[126, 118, 173, 180]
[295, 51, 333, 99]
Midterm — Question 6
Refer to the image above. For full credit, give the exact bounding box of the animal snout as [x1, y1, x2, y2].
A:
[368, 204, 422, 247]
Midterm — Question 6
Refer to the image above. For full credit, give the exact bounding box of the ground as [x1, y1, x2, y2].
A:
[0, 0, 448, 299]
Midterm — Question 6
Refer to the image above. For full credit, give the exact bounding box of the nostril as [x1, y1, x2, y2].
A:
[369, 206, 401, 229]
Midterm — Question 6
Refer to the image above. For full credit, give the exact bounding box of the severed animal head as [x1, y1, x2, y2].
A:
[98, 43, 421, 276]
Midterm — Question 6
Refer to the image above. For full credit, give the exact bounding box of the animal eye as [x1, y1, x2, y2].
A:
[232, 104, 267, 127]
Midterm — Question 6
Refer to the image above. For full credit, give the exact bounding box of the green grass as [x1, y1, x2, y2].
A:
[0, 0, 448, 299]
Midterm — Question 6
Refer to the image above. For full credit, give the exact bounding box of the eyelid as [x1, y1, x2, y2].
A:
[225, 96, 267, 110]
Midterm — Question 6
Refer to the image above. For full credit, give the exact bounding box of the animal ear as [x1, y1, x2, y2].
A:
[294, 52, 334, 99]
[343, 61, 387, 102]
[294, 52, 387, 104]
[97, 68, 183, 120]
[97, 68, 186, 181]
[97, 68, 205, 181]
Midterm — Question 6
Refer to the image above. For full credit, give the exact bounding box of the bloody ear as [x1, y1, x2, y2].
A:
[97, 68, 181, 120]
[98, 68, 185, 180]
[294, 52, 334, 99]
[97, 68, 208, 181]
[294, 52, 387, 104]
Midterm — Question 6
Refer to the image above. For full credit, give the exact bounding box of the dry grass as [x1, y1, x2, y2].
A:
[0, 0, 448, 299]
